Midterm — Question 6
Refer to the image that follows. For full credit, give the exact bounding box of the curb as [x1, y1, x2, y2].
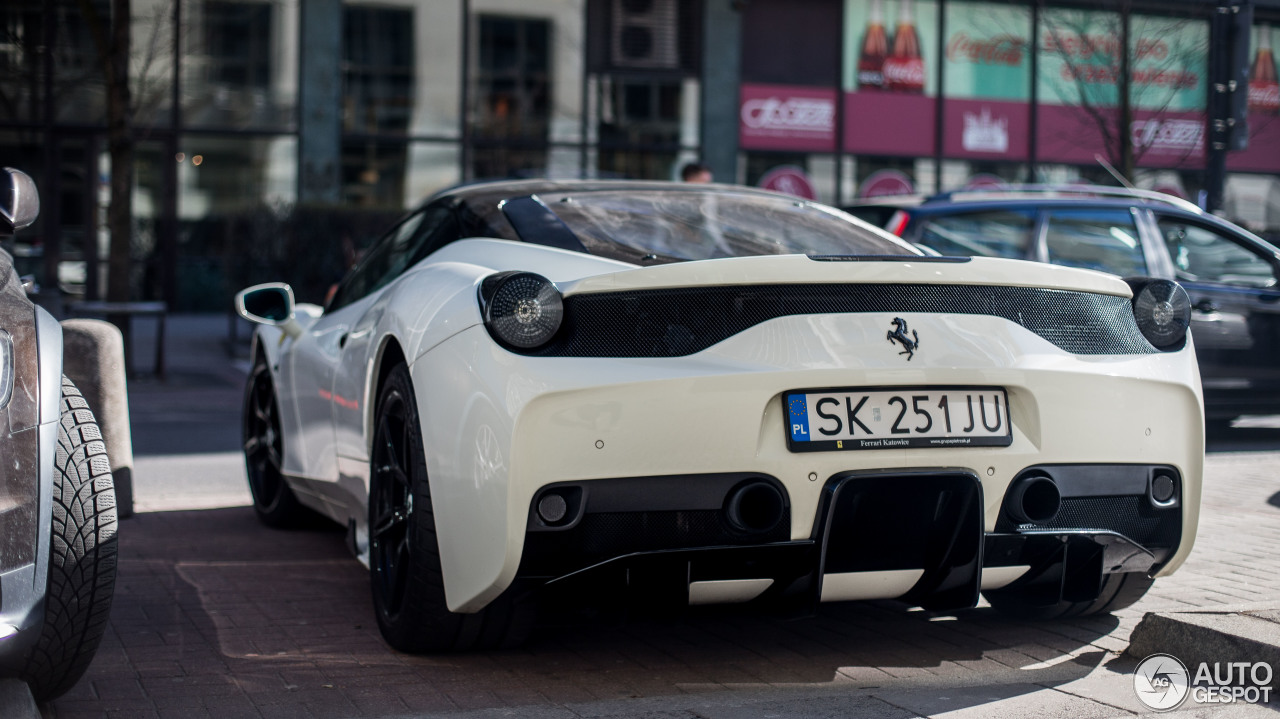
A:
[0, 679, 39, 719]
[1127, 603, 1280, 687]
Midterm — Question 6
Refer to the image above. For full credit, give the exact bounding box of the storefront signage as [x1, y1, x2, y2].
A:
[845, 0, 938, 95]
[961, 108, 1009, 152]
[759, 165, 818, 200]
[858, 169, 916, 198]
[739, 84, 837, 152]
[943, 3, 1031, 101]
[1037, 10, 1207, 112]
[1249, 23, 1279, 114]
[1131, 118, 1204, 158]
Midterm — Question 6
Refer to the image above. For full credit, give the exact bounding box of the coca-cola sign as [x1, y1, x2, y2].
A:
[1250, 82, 1280, 114]
[739, 84, 837, 152]
[882, 57, 926, 93]
[946, 33, 1026, 66]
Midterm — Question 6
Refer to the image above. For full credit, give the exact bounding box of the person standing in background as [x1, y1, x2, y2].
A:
[681, 163, 713, 183]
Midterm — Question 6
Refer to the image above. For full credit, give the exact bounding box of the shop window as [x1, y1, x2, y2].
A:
[597, 79, 683, 179]
[1045, 208, 1146, 276]
[344, 6, 414, 134]
[203, 1, 272, 89]
[470, 15, 550, 178]
[342, 140, 407, 208]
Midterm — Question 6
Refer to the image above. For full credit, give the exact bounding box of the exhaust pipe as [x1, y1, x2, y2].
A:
[725, 480, 785, 534]
[1006, 474, 1061, 524]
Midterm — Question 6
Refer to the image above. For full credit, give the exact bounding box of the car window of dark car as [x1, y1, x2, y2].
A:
[916, 210, 1034, 259]
[1157, 217, 1277, 289]
[1044, 208, 1146, 277]
[538, 190, 917, 261]
[328, 205, 459, 311]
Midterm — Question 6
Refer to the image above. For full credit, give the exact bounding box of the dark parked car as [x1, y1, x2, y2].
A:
[0, 168, 118, 701]
[847, 186, 1280, 424]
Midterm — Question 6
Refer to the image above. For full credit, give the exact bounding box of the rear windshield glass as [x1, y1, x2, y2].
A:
[532, 190, 919, 262]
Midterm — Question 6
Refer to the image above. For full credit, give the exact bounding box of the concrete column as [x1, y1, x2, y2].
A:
[61, 319, 134, 518]
[298, 0, 343, 204]
[699, 0, 743, 184]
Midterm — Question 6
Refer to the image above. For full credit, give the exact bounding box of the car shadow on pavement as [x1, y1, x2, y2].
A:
[46, 506, 1128, 719]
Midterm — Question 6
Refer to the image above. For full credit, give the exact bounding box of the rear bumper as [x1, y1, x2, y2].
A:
[413, 314, 1204, 613]
[519, 467, 1182, 612]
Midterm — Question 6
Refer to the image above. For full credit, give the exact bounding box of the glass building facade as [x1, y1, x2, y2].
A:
[1, 0, 1278, 311]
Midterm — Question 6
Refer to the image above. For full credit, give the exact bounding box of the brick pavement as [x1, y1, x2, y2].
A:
[41, 447, 1280, 718]
[36, 315, 1280, 718]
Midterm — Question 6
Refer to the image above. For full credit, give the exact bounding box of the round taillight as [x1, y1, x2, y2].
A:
[481, 272, 564, 349]
[1131, 279, 1191, 351]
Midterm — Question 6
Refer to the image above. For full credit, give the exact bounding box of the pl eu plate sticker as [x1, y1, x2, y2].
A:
[788, 394, 810, 443]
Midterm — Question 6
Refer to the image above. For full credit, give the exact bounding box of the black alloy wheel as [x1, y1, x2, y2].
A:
[370, 376, 416, 622]
[242, 356, 307, 526]
[368, 363, 536, 652]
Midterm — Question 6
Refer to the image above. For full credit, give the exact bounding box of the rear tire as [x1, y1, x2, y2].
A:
[242, 354, 311, 527]
[984, 571, 1155, 620]
[368, 363, 533, 652]
[19, 377, 118, 701]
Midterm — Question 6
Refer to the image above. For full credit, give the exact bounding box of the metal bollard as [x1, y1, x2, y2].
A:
[59, 319, 134, 518]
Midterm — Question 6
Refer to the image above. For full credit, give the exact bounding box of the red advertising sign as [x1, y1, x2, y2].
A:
[1037, 106, 1205, 167]
[739, 84, 837, 152]
[858, 169, 916, 198]
[844, 92, 936, 156]
[759, 165, 818, 200]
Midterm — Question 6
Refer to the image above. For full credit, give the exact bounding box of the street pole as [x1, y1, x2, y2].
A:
[1205, 1, 1253, 214]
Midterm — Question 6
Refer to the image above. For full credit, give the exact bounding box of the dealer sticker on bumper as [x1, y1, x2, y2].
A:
[785, 387, 1012, 452]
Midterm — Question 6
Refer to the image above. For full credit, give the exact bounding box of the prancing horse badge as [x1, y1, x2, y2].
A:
[887, 317, 919, 361]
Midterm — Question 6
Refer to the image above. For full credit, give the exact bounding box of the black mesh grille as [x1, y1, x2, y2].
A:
[999, 496, 1181, 547]
[522, 284, 1156, 358]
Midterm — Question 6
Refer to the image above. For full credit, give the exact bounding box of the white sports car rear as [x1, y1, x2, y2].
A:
[236, 180, 1202, 652]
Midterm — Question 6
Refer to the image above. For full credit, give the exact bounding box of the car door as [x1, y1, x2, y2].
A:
[1153, 214, 1280, 405]
[330, 203, 462, 471]
[284, 208, 430, 483]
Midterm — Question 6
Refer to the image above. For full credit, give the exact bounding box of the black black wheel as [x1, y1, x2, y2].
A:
[984, 571, 1155, 620]
[369, 363, 533, 652]
[19, 377, 118, 701]
[242, 354, 309, 527]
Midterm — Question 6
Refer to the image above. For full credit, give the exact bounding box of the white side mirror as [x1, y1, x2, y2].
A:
[235, 282, 303, 339]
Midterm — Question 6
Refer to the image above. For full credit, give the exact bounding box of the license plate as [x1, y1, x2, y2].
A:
[784, 387, 1012, 452]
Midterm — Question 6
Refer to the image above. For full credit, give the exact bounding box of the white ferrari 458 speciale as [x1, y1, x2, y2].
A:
[235, 179, 1203, 652]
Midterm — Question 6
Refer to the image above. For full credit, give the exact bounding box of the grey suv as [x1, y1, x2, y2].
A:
[846, 186, 1280, 424]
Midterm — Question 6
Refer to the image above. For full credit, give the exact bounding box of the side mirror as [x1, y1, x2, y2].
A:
[236, 282, 303, 339]
[1, 168, 40, 235]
